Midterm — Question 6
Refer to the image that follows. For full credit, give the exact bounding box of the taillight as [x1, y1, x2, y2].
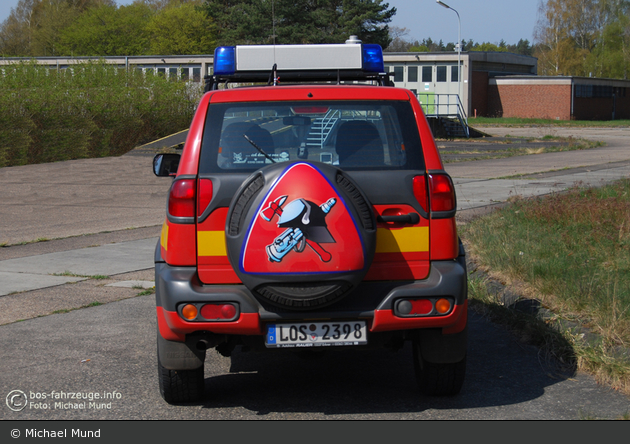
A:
[181, 304, 198, 320]
[169, 179, 196, 218]
[178, 303, 239, 322]
[429, 174, 456, 212]
[412, 175, 428, 213]
[395, 297, 454, 317]
[200, 303, 237, 321]
[197, 178, 214, 217]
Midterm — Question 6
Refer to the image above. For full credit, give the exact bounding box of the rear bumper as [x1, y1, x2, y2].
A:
[155, 253, 467, 341]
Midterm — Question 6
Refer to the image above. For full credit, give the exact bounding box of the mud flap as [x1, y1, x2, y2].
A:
[157, 330, 205, 370]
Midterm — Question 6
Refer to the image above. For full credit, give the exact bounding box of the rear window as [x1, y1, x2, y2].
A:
[199, 100, 425, 173]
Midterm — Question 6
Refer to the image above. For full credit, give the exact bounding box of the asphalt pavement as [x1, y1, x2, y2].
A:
[1, 127, 629, 420]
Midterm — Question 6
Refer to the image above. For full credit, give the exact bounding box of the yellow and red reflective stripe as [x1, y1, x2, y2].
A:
[197, 230, 227, 257]
[375, 226, 429, 253]
[160, 222, 168, 251]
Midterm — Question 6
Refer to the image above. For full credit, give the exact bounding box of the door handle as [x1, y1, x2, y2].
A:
[377, 213, 420, 225]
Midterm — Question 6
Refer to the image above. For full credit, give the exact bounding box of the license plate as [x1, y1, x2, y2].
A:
[265, 321, 367, 348]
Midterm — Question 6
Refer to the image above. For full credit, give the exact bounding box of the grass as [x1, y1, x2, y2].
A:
[469, 117, 630, 127]
[51, 271, 109, 280]
[441, 136, 602, 163]
[136, 288, 155, 296]
[51, 301, 103, 315]
[461, 179, 630, 394]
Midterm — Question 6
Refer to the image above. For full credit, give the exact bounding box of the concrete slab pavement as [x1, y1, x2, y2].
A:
[446, 127, 630, 211]
[0, 127, 629, 302]
[0, 155, 171, 246]
[453, 162, 630, 211]
[0, 238, 156, 296]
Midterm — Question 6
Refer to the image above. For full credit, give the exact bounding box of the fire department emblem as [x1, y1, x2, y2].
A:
[239, 163, 365, 274]
[260, 195, 337, 262]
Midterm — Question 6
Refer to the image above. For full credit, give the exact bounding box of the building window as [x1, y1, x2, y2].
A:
[181, 68, 189, 81]
[595, 85, 612, 97]
[393, 66, 404, 82]
[451, 65, 458, 82]
[408, 66, 418, 82]
[193, 67, 201, 82]
[437, 66, 447, 82]
[169, 67, 178, 80]
[576, 84, 593, 97]
[422, 66, 432, 82]
[576, 84, 617, 98]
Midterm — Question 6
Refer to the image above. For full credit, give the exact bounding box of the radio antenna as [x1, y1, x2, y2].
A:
[272, 0, 277, 85]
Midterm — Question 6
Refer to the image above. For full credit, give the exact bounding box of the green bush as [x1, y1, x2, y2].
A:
[0, 61, 202, 167]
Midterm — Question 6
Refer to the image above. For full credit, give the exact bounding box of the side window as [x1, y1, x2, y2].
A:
[437, 66, 447, 82]
[408, 66, 418, 82]
[422, 66, 432, 83]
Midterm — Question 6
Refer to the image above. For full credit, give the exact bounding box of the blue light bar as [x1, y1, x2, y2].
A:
[213, 46, 236, 75]
[212, 43, 385, 76]
[362, 44, 385, 73]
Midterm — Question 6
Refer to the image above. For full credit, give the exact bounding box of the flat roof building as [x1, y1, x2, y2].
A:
[4, 50, 628, 134]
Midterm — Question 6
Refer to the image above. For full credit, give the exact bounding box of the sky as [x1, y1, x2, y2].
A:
[0, 0, 540, 47]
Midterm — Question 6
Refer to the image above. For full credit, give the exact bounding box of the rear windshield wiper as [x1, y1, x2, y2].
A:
[243, 134, 276, 163]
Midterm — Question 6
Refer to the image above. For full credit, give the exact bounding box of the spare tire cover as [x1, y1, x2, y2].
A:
[225, 161, 377, 310]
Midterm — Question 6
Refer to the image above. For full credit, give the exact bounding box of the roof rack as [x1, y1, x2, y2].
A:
[204, 43, 392, 92]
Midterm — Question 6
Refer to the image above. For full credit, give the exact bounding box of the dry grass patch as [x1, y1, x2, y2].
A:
[461, 179, 630, 394]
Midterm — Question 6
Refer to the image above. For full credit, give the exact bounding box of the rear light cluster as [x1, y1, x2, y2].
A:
[168, 178, 214, 219]
[412, 173, 456, 214]
[394, 297, 453, 317]
[179, 303, 239, 322]
[169, 180, 196, 218]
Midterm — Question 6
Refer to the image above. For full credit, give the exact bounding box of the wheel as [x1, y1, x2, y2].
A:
[158, 353, 205, 404]
[412, 340, 466, 396]
[225, 160, 377, 310]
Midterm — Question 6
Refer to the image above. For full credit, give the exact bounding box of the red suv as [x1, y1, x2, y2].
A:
[153, 42, 467, 404]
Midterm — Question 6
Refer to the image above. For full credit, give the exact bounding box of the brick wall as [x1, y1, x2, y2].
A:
[488, 83, 572, 120]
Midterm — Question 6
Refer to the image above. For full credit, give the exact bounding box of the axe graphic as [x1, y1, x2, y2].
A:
[260, 195, 287, 221]
[306, 239, 332, 262]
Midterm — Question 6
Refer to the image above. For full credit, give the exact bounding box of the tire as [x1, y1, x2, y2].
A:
[412, 340, 466, 396]
[225, 160, 377, 310]
[158, 354, 205, 404]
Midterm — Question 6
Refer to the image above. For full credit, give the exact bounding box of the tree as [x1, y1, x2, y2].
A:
[508, 38, 533, 56]
[31, 0, 81, 56]
[0, 0, 115, 56]
[591, 12, 630, 78]
[133, 0, 204, 12]
[201, 0, 396, 48]
[385, 26, 413, 52]
[145, 3, 216, 54]
[533, 0, 630, 77]
[0, 0, 36, 56]
[57, 3, 154, 56]
[470, 42, 508, 52]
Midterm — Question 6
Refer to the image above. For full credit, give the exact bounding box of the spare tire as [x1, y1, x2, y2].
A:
[225, 161, 377, 310]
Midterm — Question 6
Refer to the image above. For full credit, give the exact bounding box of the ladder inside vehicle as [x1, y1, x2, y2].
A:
[306, 109, 341, 149]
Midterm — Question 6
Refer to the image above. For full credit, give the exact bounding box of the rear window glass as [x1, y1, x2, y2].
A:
[199, 100, 424, 173]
